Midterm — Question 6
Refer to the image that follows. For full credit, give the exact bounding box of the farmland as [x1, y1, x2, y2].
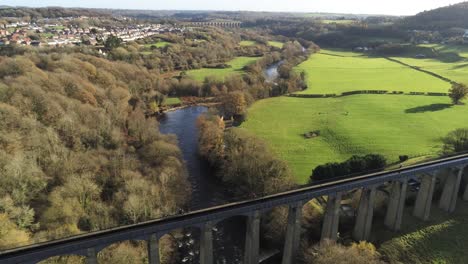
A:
[186, 56, 261, 82]
[295, 49, 451, 95]
[321, 19, 357, 24]
[142, 41, 171, 48]
[240, 95, 468, 183]
[390, 45, 468, 85]
[240, 40, 257, 46]
[268, 41, 284, 48]
[165, 97, 181, 105]
[240, 40, 284, 48]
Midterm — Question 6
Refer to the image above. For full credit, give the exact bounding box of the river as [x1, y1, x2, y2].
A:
[159, 106, 229, 209]
[158, 59, 285, 263]
[264, 61, 283, 83]
[159, 106, 245, 264]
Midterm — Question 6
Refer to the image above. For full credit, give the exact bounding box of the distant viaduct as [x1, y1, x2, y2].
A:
[1, 154, 468, 263]
[185, 21, 242, 28]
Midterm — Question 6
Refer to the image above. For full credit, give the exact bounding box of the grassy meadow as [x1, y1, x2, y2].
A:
[295, 49, 451, 95]
[240, 40, 284, 48]
[321, 19, 356, 24]
[241, 95, 468, 183]
[375, 201, 468, 264]
[186, 56, 261, 82]
[143, 41, 171, 48]
[240, 40, 257, 46]
[165, 97, 181, 105]
[395, 57, 468, 85]
[421, 43, 468, 58]
[268, 41, 284, 48]
[382, 44, 468, 85]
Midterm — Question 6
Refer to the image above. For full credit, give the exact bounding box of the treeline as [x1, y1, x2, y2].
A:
[0, 7, 107, 20]
[0, 49, 190, 262]
[1, 28, 314, 117]
[197, 115, 295, 198]
[311, 154, 387, 183]
[197, 114, 296, 246]
[400, 2, 468, 30]
[109, 28, 242, 72]
[245, 18, 407, 49]
[184, 40, 316, 118]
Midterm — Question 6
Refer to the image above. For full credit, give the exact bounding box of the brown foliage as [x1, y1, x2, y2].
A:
[0, 50, 190, 255]
[303, 240, 385, 264]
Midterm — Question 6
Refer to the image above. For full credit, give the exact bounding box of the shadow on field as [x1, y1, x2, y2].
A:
[405, 104, 452, 114]
[452, 63, 468, 70]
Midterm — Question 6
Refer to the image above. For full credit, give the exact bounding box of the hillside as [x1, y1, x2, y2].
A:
[0, 48, 191, 256]
[401, 1, 468, 30]
[0, 6, 107, 19]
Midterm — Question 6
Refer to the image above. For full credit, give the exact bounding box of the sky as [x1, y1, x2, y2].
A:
[2, 0, 465, 16]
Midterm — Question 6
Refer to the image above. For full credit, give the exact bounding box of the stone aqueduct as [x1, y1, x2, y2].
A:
[186, 21, 242, 28]
[1, 154, 468, 264]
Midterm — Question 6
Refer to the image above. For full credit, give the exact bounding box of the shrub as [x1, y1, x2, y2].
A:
[427, 92, 448, 96]
[0, 213, 30, 250]
[0, 57, 33, 78]
[399, 155, 409, 162]
[442, 128, 468, 154]
[409, 92, 425, 95]
[221, 129, 295, 197]
[449, 83, 468, 105]
[303, 240, 384, 264]
[311, 154, 387, 183]
[363, 154, 387, 171]
[98, 241, 146, 264]
[302, 200, 325, 240]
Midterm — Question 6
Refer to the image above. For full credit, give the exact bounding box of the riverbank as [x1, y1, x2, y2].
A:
[158, 106, 245, 264]
[163, 102, 221, 113]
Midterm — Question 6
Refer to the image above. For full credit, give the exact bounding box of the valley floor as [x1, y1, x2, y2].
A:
[242, 46, 468, 183]
[241, 95, 468, 183]
[295, 49, 451, 95]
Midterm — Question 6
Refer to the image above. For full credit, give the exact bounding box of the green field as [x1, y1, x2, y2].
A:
[391, 55, 468, 86]
[268, 41, 284, 48]
[240, 40, 284, 48]
[241, 95, 468, 183]
[384, 44, 468, 85]
[295, 50, 451, 95]
[165, 97, 181, 105]
[143, 41, 171, 48]
[421, 43, 468, 58]
[240, 40, 257, 46]
[186, 56, 261, 82]
[376, 201, 468, 264]
[321, 19, 356, 24]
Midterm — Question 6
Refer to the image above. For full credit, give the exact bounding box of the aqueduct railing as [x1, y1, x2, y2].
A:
[1, 154, 468, 264]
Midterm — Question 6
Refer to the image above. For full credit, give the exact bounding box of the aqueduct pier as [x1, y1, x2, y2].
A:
[1, 154, 468, 264]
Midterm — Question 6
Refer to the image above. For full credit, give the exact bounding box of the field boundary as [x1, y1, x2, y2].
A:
[319, 52, 363, 58]
[385, 57, 458, 85]
[289, 90, 449, 98]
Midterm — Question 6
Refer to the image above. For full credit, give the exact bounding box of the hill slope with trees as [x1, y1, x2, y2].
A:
[0, 48, 191, 261]
[401, 1, 468, 30]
